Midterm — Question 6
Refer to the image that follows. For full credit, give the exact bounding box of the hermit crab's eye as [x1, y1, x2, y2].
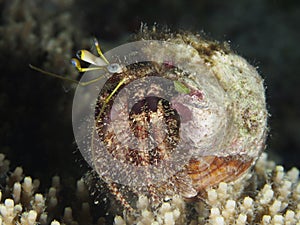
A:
[76, 50, 82, 59]
[107, 63, 122, 74]
[71, 58, 80, 68]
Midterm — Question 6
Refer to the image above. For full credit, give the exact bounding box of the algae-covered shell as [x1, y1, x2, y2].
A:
[72, 31, 268, 199]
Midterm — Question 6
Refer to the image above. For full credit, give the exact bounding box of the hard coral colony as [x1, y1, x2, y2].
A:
[1, 152, 300, 224]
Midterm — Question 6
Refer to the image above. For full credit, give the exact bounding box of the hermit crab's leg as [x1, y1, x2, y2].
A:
[106, 181, 134, 212]
[97, 77, 127, 119]
[147, 183, 161, 207]
[90, 116, 133, 212]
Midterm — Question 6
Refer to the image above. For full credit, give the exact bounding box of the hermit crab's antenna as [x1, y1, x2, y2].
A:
[29, 64, 80, 85]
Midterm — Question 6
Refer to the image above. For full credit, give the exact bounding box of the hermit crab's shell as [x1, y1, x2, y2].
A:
[72, 33, 267, 198]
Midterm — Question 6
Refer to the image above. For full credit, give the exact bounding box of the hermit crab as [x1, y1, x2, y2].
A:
[30, 29, 268, 211]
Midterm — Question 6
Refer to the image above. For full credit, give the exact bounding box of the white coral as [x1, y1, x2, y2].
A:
[0, 152, 299, 225]
[0, 154, 92, 225]
[114, 153, 300, 225]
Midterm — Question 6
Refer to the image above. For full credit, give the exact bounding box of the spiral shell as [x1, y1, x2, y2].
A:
[72, 30, 268, 201]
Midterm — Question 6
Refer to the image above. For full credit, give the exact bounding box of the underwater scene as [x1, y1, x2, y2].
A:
[0, 0, 299, 224]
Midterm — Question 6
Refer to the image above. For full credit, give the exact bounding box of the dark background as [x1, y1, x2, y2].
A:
[0, 0, 299, 189]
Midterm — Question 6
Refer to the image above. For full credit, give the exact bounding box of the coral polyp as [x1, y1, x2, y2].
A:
[71, 29, 268, 209]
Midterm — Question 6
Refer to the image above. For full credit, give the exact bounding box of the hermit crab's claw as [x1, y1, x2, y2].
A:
[76, 50, 108, 67]
[71, 57, 108, 73]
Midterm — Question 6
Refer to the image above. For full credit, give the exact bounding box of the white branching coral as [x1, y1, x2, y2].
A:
[114, 153, 300, 225]
[0, 154, 97, 225]
[200, 153, 300, 225]
[0, 0, 88, 78]
[0, 152, 299, 225]
[0, 174, 44, 225]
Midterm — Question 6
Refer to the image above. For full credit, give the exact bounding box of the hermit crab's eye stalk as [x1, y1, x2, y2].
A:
[93, 37, 109, 64]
